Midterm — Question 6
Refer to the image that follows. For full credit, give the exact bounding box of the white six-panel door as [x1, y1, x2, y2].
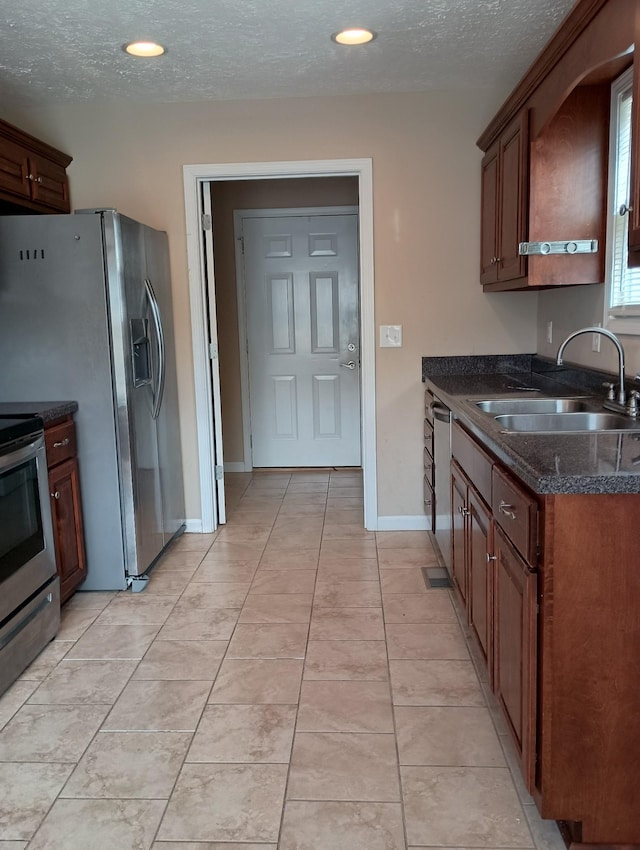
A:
[243, 212, 360, 467]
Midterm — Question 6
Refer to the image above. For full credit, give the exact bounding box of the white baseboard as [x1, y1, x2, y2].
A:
[376, 515, 431, 531]
[187, 514, 428, 533]
[224, 461, 247, 473]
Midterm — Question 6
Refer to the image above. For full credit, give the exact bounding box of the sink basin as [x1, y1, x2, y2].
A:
[475, 398, 592, 415]
[494, 412, 640, 433]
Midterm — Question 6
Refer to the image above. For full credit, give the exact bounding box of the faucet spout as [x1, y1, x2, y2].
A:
[556, 326, 626, 405]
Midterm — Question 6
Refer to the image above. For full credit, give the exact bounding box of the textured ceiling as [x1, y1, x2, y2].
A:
[0, 0, 576, 108]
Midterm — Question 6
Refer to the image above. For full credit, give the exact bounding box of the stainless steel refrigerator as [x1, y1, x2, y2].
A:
[0, 210, 185, 591]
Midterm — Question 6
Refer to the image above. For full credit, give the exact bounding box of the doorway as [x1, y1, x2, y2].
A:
[237, 206, 361, 468]
[183, 159, 377, 532]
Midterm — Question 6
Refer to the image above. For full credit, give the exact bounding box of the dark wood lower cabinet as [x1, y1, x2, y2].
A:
[448, 419, 640, 846]
[467, 487, 492, 672]
[450, 463, 468, 603]
[493, 524, 537, 792]
[45, 417, 87, 603]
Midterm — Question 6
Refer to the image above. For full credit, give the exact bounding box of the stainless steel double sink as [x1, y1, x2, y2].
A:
[472, 397, 640, 434]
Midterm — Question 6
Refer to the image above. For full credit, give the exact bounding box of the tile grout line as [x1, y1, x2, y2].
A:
[145, 483, 284, 847]
[377, 531, 411, 850]
[274, 471, 326, 846]
[142, 538, 217, 849]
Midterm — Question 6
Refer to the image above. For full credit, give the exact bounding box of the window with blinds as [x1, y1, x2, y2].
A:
[606, 68, 640, 331]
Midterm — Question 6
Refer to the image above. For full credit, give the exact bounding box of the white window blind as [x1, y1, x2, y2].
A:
[608, 69, 640, 320]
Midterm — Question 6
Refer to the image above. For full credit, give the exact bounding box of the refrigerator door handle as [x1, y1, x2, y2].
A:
[144, 277, 166, 420]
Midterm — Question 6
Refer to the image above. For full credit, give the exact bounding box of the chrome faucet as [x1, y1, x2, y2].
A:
[556, 326, 627, 410]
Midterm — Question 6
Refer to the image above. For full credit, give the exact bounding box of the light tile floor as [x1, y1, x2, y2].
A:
[0, 469, 566, 849]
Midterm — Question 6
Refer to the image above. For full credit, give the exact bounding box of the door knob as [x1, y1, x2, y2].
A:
[340, 361, 357, 370]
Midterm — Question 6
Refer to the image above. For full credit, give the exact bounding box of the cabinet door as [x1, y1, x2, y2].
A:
[629, 36, 640, 259]
[29, 154, 70, 212]
[450, 462, 468, 603]
[480, 141, 500, 285]
[498, 113, 528, 282]
[493, 524, 537, 792]
[0, 136, 31, 203]
[49, 458, 87, 603]
[468, 487, 492, 672]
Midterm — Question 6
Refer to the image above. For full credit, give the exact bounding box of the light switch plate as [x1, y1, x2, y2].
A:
[380, 325, 402, 347]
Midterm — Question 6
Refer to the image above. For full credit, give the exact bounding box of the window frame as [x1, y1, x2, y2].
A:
[604, 66, 640, 335]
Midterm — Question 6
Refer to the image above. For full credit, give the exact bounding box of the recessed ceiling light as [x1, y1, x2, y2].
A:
[332, 28, 376, 46]
[123, 41, 166, 58]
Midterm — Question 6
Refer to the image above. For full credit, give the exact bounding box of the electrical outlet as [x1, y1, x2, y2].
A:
[546, 321, 553, 344]
[592, 323, 602, 352]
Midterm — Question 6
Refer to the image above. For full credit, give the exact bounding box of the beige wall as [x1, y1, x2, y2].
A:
[7, 90, 539, 523]
[210, 177, 359, 464]
[536, 285, 640, 378]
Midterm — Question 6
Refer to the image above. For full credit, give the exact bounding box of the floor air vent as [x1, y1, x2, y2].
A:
[422, 566, 452, 589]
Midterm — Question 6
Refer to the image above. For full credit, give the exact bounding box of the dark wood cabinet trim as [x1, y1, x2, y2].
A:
[0, 117, 72, 213]
[477, 0, 616, 150]
[0, 118, 71, 168]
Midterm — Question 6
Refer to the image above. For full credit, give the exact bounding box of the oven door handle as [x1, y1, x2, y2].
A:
[0, 435, 44, 472]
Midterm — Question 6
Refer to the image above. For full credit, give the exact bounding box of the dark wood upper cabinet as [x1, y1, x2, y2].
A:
[499, 115, 529, 283]
[480, 142, 500, 285]
[477, 0, 635, 290]
[480, 112, 528, 289]
[629, 14, 640, 261]
[0, 118, 71, 213]
[480, 114, 528, 288]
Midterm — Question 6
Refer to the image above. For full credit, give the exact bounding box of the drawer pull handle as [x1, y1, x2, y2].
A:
[53, 438, 70, 448]
[499, 500, 517, 520]
[486, 553, 497, 563]
[51, 491, 60, 500]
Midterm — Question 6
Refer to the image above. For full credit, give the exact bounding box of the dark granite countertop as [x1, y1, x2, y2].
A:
[0, 401, 78, 425]
[422, 355, 640, 495]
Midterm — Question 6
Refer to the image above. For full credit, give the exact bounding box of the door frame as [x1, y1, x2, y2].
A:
[234, 204, 360, 473]
[183, 159, 377, 531]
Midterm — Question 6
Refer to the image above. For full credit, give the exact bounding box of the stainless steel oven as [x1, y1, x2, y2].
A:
[0, 418, 59, 696]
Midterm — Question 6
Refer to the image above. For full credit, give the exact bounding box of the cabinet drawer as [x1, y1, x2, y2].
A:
[423, 429, 433, 461]
[424, 416, 434, 447]
[44, 420, 76, 467]
[451, 422, 493, 505]
[492, 465, 537, 564]
[423, 447, 434, 485]
[423, 474, 434, 511]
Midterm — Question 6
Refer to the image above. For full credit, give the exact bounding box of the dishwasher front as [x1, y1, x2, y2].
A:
[431, 396, 452, 572]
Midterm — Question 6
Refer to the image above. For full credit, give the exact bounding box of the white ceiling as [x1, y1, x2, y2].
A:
[0, 0, 575, 108]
